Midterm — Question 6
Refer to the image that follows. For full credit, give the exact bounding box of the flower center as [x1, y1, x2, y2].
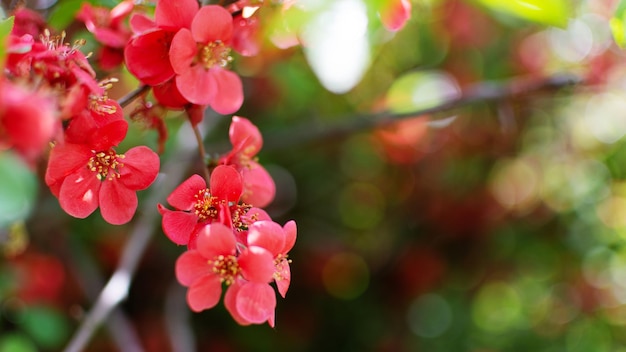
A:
[210, 254, 240, 285]
[193, 189, 220, 220]
[199, 41, 232, 69]
[88, 149, 124, 181]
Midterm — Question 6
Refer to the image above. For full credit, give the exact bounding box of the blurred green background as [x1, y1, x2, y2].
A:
[4, 0, 626, 351]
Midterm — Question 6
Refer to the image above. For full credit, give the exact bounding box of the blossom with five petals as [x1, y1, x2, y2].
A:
[158, 165, 243, 248]
[169, 5, 243, 114]
[175, 223, 276, 325]
[45, 119, 159, 225]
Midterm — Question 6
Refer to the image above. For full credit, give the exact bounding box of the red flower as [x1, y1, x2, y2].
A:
[158, 165, 243, 247]
[124, 0, 199, 85]
[220, 116, 275, 207]
[247, 220, 297, 298]
[0, 79, 57, 162]
[76, 0, 134, 69]
[232, 13, 261, 57]
[169, 5, 243, 114]
[45, 120, 160, 225]
[176, 223, 276, 325]
[379, 0, 412, 32]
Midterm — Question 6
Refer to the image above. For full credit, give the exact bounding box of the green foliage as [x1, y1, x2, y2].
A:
[477, 0, 572, 27]
[0, 16, 14, 69]
[18, 306, 71, 350]
[0, 152, 37, 229]
[0, 333, 37, 352]
[611, 0, 626, 48]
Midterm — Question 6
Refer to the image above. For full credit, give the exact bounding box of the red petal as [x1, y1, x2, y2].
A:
[229, 116, 262, 157]
[99, 179, 138, 225]
[224, 280, 251, 326]
[124, 29, 175, 86]
[175, 65, 216, 105]
[247, 220, 285, 256]
[160, 208, 197, 245]
[210, 165, 242, 203]
[196, 223, 236, 259]
[241, 162, 275, 208]
[91, 120, 128, 150]
[276, 261, 291, 298]
[175, 250, 212, 286]
[153, 79, 189, 109]
[45, 144, 92, 187]
[191, 6, 233, 43]
[119, 146, 160, 190]
[282, 220, 297, 253]
[238, 246, 275, 283]
[155, 0, 198, 29]
[166, 174, 206, 211]
[58, 167, 100, 219]
[169, 28, 197, 74]
[209, 69, 243, 115]
[129, 13, 155, 33]
[186, 274, 222, 312]
[235, 282, 276, 325]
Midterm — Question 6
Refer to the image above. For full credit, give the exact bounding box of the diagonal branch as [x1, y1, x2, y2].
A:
[262, 73, 582, 151]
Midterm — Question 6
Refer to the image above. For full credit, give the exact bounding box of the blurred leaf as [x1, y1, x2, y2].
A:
[385, 70, 460, 113]
[0, 152, 37, 228]
[611, 0, 626, 48]
[48, 0, 87, 31]
[477, 0, 571, 27]
[0, 16, 14, 69]
[19, 306, 70, 350]
[0, 333, 37, 352]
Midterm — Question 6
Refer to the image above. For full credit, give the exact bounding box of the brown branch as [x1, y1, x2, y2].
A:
[118, 85, 151, 108]
[262, 73, 583, 151]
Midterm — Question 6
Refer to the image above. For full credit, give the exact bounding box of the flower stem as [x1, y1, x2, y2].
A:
[191, 121, 211, 183]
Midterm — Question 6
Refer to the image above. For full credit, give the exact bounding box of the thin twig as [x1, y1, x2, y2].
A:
[262, 73, 583, 151]
[118, 85, 150, 108]
[191, 122, 211, 182]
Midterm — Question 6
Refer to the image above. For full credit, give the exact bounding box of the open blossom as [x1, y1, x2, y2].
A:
[124, 0, 199, 86]
[45, 119, 159, 225]
[77, 0, 134, 69]
[176, 223, 277, 326]
[220, 116, 275, 207]
[169, 5, 243, 114]
[247, 220, 297, 298]
[158, 165, 243, 247]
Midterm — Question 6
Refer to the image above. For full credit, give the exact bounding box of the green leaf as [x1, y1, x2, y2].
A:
[19, 306, 70, 350]
[0, 152, 38, 228]
[477, 0, 571, 27]
[0, 16, 15, 69]
[611, 0, 626, 48]
[47, 0, 86, 31]
[0, 333, 37, 352]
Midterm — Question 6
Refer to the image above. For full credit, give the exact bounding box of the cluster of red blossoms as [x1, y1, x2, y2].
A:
[159, 116, 293, 326]
[1, 0, 297, 327]
[1, 0, 411, 328]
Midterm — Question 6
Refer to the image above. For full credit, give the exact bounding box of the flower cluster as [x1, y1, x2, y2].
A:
[2, 8, 159, 224]
[124, 0, 247, 116]
[159, 116, 293, 326]
[1, 0, 297, 328]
